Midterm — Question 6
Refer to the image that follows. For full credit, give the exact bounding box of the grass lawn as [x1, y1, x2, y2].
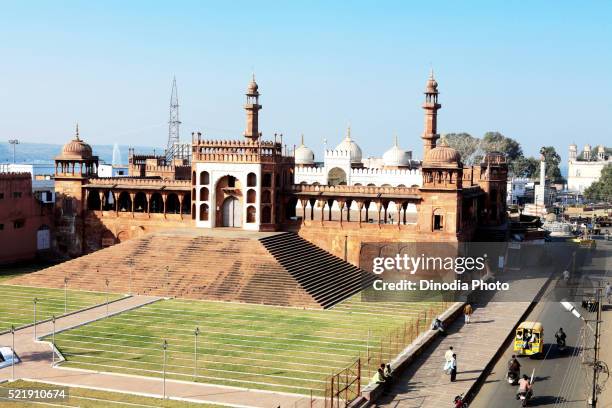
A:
[50, 296, 447, 395]
[0, 284, 125, 333]
[0, 380, 222, 407]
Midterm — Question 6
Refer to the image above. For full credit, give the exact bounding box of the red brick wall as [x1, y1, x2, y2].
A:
[0, 173, 51, 264]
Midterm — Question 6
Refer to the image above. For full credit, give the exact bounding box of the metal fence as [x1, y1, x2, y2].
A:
[323, 304, 447, 407]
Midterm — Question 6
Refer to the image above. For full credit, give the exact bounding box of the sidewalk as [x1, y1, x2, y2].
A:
[0, 295, 311, 408]
[376, 273, 552, 407]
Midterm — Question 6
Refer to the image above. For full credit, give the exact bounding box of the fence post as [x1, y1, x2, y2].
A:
[357, 357, 361, 395]
[336, 373, 340, 408]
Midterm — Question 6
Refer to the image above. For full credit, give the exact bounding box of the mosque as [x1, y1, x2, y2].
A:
[50, 72, 508, 265]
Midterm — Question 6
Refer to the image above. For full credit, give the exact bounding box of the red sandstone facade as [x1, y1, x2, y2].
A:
[49, 73, 507, 262]
[0, 173, 52, 263]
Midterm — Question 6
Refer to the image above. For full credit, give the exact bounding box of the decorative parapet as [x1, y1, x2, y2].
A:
[350, 167, 421, 176]
[85, 177, 191, 187]
[0, 172, 31, 180]
[290, 184, 421, 196]
[192, 137, 293, 164]
[324, 149, 351, 158]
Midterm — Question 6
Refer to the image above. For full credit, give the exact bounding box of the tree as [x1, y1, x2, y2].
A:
[481, 132, 523, 161]
[441, 133, 481, 165]
[510, 156, 539, 178]
[539, 146, 564, 183]
[584, 164, 612, 202]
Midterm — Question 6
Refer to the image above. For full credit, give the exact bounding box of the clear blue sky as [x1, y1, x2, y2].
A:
[1, 1, 610, 162]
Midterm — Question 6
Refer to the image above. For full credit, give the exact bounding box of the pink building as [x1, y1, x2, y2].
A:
[0, 173, 52, 264]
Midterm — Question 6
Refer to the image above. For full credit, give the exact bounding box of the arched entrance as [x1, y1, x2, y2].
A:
[328, 167, 347, 186]
[222, 196, 242, 227]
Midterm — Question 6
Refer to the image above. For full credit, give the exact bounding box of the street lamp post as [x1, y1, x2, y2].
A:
[165, 265, 170, 297]
[194, 327, 200, 380]
[10, 325, 15, 380]
[105, 277, 110, 317]
[51, 315, 56, 366]
[8, 139, 19, 163]
[33, 298, 38, 340]
[64, 277, 69, 314]
[129, 266, 133, 295]
[162, 340, 168, 399]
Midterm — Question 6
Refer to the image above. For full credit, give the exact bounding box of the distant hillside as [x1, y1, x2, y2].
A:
[0, 142, 162, 165]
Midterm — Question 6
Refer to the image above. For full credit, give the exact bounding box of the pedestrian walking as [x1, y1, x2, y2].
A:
[605, 282, 611, 304]
[463, 303, 473, 324]
[443, 346, 454, 373]
[450, 354, 457, 382]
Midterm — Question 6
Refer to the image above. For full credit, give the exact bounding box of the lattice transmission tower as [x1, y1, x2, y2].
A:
[165, 76, 182, 163]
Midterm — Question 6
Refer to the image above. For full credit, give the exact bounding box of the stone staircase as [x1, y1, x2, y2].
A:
[260, 233, 375, 308]
[7, 231, 373, 309]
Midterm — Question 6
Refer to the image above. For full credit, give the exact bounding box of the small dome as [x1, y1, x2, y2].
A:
[295, 135, 315, 165]
[335, 127, 362, 164]
[58, 125, 93, 159]
[423, 140, 461, 167]
[584, 144, 592, 151]
[569, 143, 577, 150]
[425, 70, 438, 93]
[597, 145, 605, 153]
[246, 75, 259, 95]
[383, 137, 410, 167]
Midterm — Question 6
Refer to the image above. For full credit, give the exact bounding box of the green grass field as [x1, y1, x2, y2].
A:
[0, 284, 124, 332]
[50, 296, 446, 395]
[0, 380, 222, 407]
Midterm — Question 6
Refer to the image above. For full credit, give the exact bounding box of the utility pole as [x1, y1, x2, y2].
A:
[33, 298, 38, 340]
[105, 277, 110, 317]
[51, 315, 56, 366]
[10, 325, 15, 380]
[590, 283, 603, 407]
[194, 327, 200, 380]
[64, 277, 69, 314]
[8, 139, 19, 163]
[162, 340, 168, 399]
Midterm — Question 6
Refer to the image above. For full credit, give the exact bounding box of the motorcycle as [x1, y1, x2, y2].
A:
[556, 336, 566, 352]
[507, 370, 519, 385]
[517, 390, 533, 407]
[453, 393, 468, 408]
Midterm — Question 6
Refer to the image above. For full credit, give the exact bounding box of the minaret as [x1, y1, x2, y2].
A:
[243, 74, 262, 140]
[421, 70, 441, 157]
[568, 143, 577, 162]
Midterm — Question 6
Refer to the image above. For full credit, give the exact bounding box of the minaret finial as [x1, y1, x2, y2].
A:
[394, 133, 399, 147]
[75, 122, 80, 140]
[300, 133, 305, 146]
[346, 123, 351, 140]
[429, 64, 434, 79]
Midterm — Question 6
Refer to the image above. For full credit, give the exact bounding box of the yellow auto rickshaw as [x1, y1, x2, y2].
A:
[513, 321, 544, 357]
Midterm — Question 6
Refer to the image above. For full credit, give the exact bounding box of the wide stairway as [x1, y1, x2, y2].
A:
[8, 231, 372, 309]
[260, 233, 375, 309]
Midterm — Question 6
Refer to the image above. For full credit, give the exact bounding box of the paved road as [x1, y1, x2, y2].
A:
[470, 298, 588, 407]
[471, 238, 612, 408]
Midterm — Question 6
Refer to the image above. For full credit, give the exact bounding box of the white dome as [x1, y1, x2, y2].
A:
[335, 127, 362, 164]
[383, 138, 411, 167]
[295, 135, 315, 165]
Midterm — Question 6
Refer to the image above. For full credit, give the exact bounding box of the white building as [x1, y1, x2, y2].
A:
[506, 177, 530, 205]
[98, 163, 128, 178]
[567, 143, 611, 193]
[0, 163, 55, 203]
[294, 129, 422, 188]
